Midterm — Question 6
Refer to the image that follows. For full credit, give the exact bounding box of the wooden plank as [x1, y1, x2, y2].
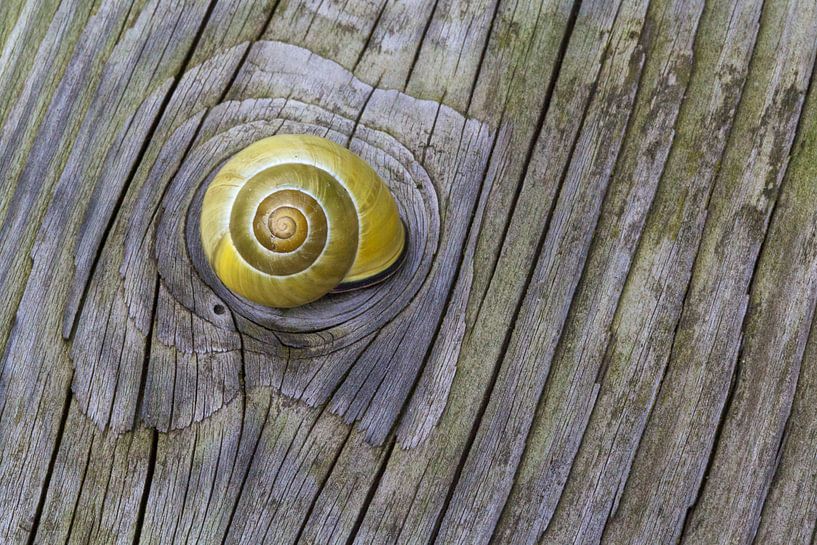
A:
[0, 0, 27, 50]
[595, 0, 817, 543]
[403, 0, 499, 111]
[32, 402, 153, 545]
[2, 0, 817, 543]
[675, 3, 817, 540]
[0, 0, 63, 127]
[396, 0, 576, 448]
[0, 0, 246, 541]
[521, 3, 759, 541]
[264, 0, 387, 69]
[0, 0, 127, 348]
[70, 43, 249, 433]
[353, 0, 438, 89]
[751, 59, 817, 545]
[491, 0, 708, 541]
[432, 0, 652, 541]
[354, 0, 656, 541]
[353, 0, 655, 543]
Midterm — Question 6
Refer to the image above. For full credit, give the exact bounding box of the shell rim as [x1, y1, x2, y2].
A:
[332, 220, 409, 293]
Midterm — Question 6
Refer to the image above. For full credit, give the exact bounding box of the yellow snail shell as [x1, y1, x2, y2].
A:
[200, 134, 407, 308]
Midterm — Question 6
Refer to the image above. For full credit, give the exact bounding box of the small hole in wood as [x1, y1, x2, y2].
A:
[213, 304, 226, 315]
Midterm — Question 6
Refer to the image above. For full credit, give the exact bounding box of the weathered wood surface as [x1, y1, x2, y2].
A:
[1, 0, 817, 543]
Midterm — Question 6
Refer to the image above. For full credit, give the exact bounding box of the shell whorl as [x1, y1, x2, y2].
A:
[200, 134, 406, 308]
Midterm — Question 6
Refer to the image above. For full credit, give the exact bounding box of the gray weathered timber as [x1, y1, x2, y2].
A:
[716, 36, 817, 543]
[435, 0, 652, 541]
[2, 0, 817, 544]
[603, 0, 815, 542]
[495, 0, 707, 541]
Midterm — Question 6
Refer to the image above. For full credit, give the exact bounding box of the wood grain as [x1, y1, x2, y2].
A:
[2, 0, 817, 543]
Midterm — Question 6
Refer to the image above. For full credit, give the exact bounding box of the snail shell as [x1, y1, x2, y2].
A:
[200, 134, 406, 308]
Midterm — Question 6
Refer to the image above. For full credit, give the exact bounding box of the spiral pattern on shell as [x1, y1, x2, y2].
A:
[200, 134, 406, 308]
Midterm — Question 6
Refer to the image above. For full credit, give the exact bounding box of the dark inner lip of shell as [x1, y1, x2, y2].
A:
[332, 220, 410, 293]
